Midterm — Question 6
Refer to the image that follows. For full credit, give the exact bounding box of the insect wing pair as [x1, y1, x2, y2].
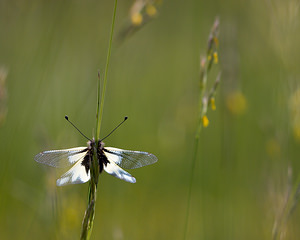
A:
[34, 140, 158, 186]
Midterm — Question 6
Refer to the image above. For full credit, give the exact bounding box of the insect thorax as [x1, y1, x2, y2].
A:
[81, 140, 109, 174]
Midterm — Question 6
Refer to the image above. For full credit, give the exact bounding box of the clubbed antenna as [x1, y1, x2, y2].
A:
[100, 116, 128, 141]
[65, 115, 91, 141]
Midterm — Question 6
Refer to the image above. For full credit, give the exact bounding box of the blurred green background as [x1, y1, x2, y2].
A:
[1, 0, 300, 239]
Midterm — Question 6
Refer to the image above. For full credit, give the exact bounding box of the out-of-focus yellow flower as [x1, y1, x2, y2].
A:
[207, 54, 212, 61]
[131, 12, 143, 26]
[226, 91, 247, 115]
[213, 52, 218, 64]
[146, 4, 157, 17]
[210, 97, 216, 110]
[59, 195, 85, 236]
[289, 88, 300, 142]
[202, 115, 209, 127]
[266, 138, 281, 158]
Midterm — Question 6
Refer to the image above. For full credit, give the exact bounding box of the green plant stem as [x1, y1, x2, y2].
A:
[183, 89, 204, 240]
[96, 0, 118, 140]
[80, 153, 98, 240]
[183, 134, 201, 240]
[183, 19, 220, 239]
[80, 1, 118, 239]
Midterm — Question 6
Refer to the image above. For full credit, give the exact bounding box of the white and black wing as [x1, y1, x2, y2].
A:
[104, 161, 136, 183]
[34, 147, 88, 168]
[103, 147, 158, 169]
[102, 147, 157, 183]
[34, 147, 90, 186]
[56, 160, 90, 186]
[35, 146, 157, 185]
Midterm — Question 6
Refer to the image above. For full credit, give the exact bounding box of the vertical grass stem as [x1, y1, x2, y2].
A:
[183, 17, 220, 240]
[96, 0, 118, 140]
[80, 1, 118, 239]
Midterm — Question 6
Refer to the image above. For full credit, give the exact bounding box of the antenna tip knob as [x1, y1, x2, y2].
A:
[124, 116, 128, 121]
[65, 115, 69, 120]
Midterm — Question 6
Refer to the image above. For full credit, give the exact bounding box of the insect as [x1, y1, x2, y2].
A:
[34, 116, 158, 186]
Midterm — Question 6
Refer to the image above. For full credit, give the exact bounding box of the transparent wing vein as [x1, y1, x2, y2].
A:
[34, 147, 88, 168]
[104, 147, 158, 169]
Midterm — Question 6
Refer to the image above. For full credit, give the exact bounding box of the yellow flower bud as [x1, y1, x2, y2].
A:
[210, 97, 216, 110]
[131, 12, 143, 26]
[202, 115, 209, 127]
[213, 52, 218, 64]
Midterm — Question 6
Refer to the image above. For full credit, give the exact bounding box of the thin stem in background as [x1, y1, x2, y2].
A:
[80, 0, 118, 239]
[273, 168, 300, 240]
[183, 17, 220, 240]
